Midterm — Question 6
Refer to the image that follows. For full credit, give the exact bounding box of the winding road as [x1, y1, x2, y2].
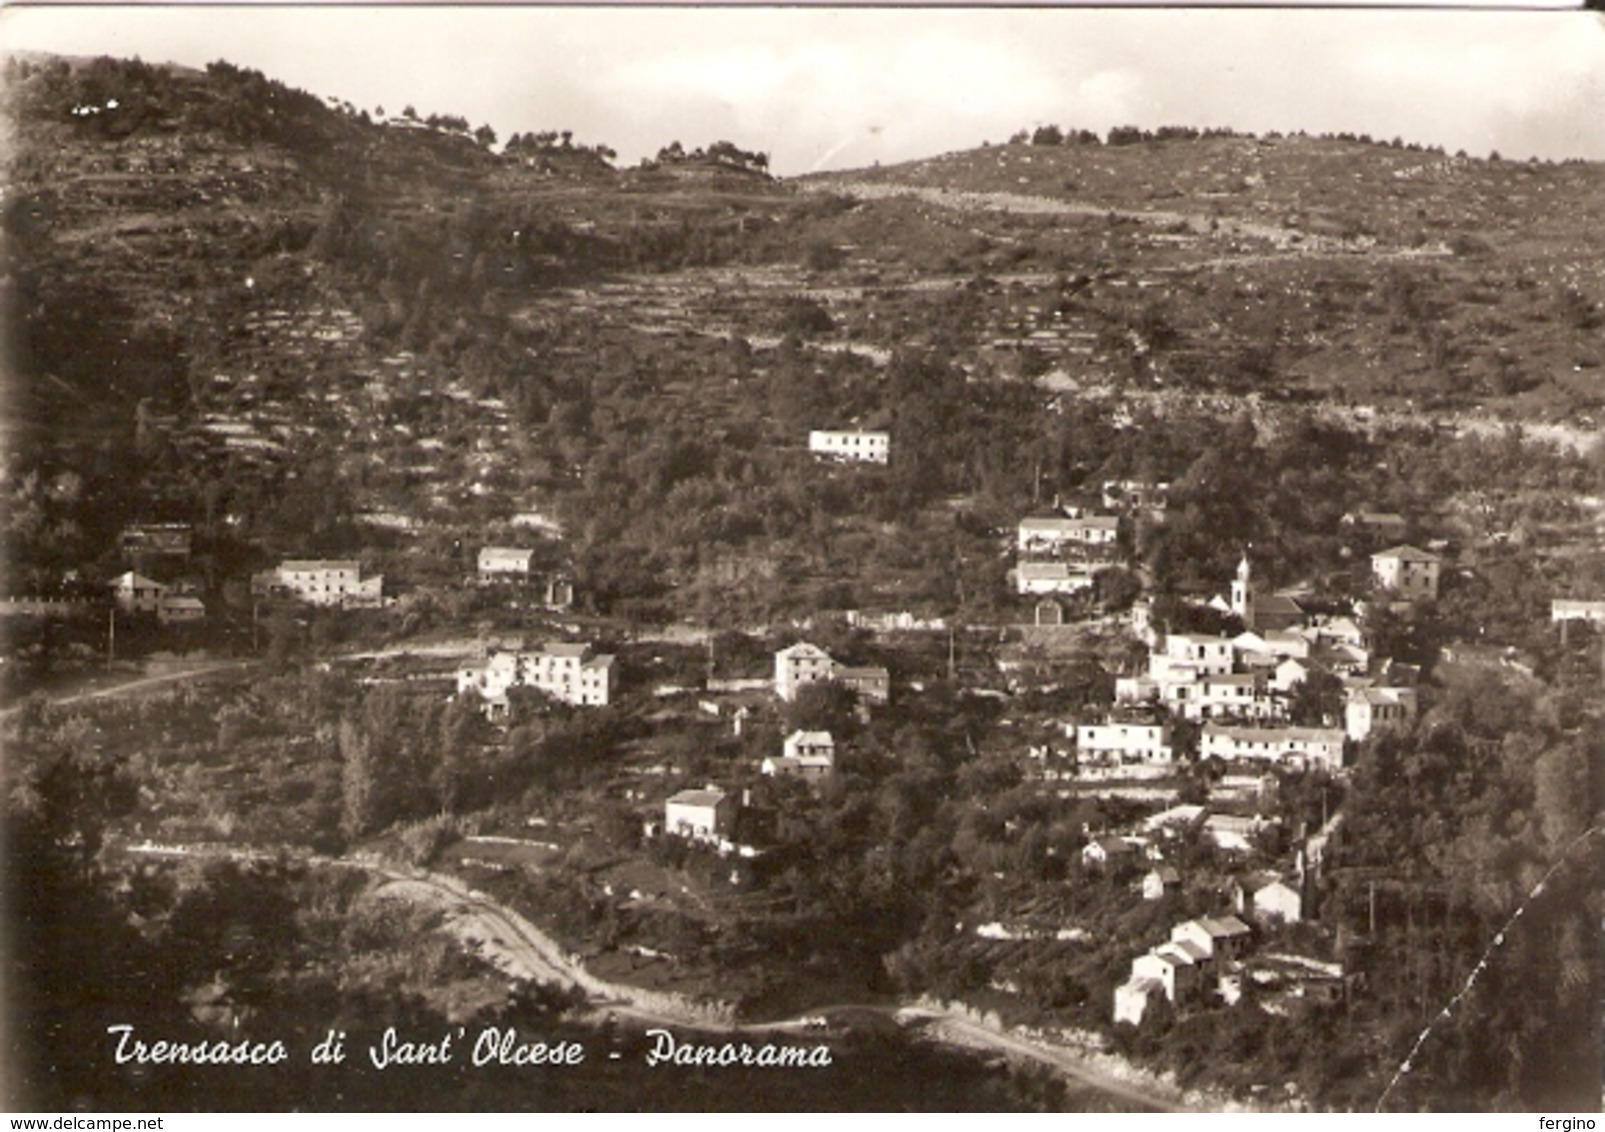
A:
[120, 840, 1187, 1110]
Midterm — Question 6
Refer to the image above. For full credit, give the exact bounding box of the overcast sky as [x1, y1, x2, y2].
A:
[4, 6, 1603, 175]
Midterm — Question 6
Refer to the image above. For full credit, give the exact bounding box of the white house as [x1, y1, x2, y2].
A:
[1201, 724, 1345, 772]
[1016, 515, 1119, 555]
[1171, 916, 1252, 965]
[1131, 946, 1198, 1003]
[1345, 686, 1417, 742]
[1074, 721, 1174, 765]
[1142, 866, 1181, 901]
[457, 642, 616, 713]
[664, 788, 734, 841]
[765, 730, 836, 781]
[1016, 561, 1096, 595]
[809, 430, 889, 464]
[255, 559, 384, 608]
[774, 642, 837, 701]
[1552, 599, 1605, 624]
[1236, 877, 1303, 925]
[110, 571, 166, 615]
[1372, 545, 1441, 601]
[477, 546, 536, 579]
[1114, 977, 1163, 1026]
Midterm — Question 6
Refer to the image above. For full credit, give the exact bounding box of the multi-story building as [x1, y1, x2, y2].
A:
[1074, 721, 1174, 765]
[456, 642, 616, 714]
[1371, 545, 1441, 601]
[1344, 686, 1417, 742]
[774, 642, 838, 701]
[808, 430, 889, 464]
[1016, 561, 1097, 595]
[110, 571, 166, 615]
[1016, 515, 1120, 555]
[1200, 724, 1346, 772]
[764, 730, 836, 781]
[253, 559, 384, 608]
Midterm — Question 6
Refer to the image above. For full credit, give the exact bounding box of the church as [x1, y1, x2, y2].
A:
[1211, 553, 1310, 633]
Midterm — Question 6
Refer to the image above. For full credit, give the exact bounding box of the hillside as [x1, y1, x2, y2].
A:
[5, 54, 1604, 1114]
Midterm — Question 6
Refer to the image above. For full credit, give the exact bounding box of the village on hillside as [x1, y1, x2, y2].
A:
[3, 46, 1602, 1115]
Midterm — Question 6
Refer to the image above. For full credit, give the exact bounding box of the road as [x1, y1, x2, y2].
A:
[120, 840, 1187, 1109]
[1, 658, 257, 720]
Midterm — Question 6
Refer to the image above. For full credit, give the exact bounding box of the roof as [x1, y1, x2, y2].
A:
[581, 653, 615, 671]
[161, 596, 205, 609]
[111, 571, 164, 589]
[1143, 804, 1206, 830]
[479, 546, 535, 561]
[1149, 866, 1180, 883]
[1373, 544, 1439, 564]
[279, 559, 362, 572]
[1200, 915, 1253, 937]
[544, 642, 590, 658]
[837, 665, 889, 681]
[786, 730, 834, 747]
[777, 642, 832, 660]
[1155, 942, 1196, 966]
[667, 788, 727, 807]
[1255, 594, 1307, 617]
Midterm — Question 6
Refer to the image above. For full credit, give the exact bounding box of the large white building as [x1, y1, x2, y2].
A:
[457, 642, 616, 714]
[774, 642, 837, 701]
[1017, 515, 1120, 555]
[1016, 561, 1097, 595]
[253, 559, 384, 608]
[1074, 722, 1174, 765]
[1200, 724, 1346, 773]
[1372, 545, 1441, 601]
[808, 430, 889, 464]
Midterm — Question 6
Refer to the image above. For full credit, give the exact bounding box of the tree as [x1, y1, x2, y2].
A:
[338, 715, 378, 840]
[785, 680, 858, 736]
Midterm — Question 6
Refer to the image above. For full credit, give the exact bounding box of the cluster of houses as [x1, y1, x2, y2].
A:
[1013, 504, 1123, 597]
[1094, 555, 1420, 771]
[655, 640, 897, 852]
[109, 571, 206, 625]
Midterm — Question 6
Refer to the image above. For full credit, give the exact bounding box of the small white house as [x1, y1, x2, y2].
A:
[477, 546, 536, 578]
[664, 788, 734, 841]
[110, 571, 166, 615]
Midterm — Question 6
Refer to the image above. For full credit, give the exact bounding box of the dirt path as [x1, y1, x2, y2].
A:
[0, 658, 256, 719]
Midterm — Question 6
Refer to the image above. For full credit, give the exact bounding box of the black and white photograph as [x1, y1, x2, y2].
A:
[2, 3, 1603, 1113]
